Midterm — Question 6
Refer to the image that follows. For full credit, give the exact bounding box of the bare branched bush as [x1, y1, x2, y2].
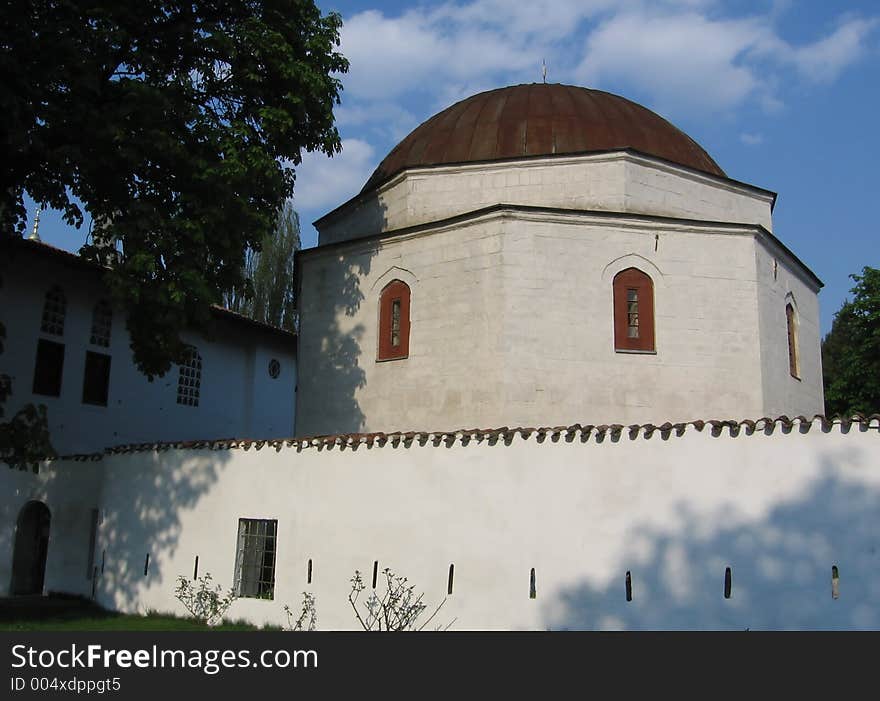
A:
[349, 567, 452, 631]
[283, 592, 317, 631]
[174, 573, 236, 626]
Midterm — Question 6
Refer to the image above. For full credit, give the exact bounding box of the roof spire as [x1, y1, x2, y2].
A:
[28, 205, 42, 242]
[542, 59, 547, 83]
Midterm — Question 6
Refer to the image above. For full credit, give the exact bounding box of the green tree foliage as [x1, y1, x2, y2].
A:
[822, 266, 880, 417]
[222, 200, 299, 332]
[1, 1, 347, 377]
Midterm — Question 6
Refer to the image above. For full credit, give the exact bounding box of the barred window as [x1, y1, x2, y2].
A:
[176, 346, 202, 407]
[90, 300, 112, 347]
[626, 288, 640, 338]
[377, 279, 410, 361]
[613, 268, 655, 352]
[41, 286, 66, 336]
[233, 518, 277, 599]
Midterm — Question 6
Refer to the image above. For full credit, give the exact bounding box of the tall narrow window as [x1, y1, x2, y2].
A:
[41, 286, 66, 336]
[786, 303, 799, 379]
[613, 268, 655, 352]
[32, 339, 65, 396]
[177, 346, 202, 406]
[377, 280, 411, 361]
[82, 351, 111, 406]
[90, 300, 112, 347]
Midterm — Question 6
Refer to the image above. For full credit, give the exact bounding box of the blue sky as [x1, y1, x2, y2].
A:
[27, 0, 879, 334]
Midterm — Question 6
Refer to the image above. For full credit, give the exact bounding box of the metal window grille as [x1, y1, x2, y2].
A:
[90, 300, 113, 347]
[176, 346, 202, 407]
[233, 519, 277, 599]
[41, 286, 66, 336]
[626, 288, 639, 338]
[391, 298, 401, 347]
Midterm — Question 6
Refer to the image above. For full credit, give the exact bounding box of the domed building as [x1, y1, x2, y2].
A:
[296, 83, 823, 435]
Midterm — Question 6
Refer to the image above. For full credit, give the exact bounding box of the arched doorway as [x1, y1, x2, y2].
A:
[11, 501, 51, 595]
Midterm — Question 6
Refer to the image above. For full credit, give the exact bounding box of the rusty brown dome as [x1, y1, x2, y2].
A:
[362, 83, 725, 193]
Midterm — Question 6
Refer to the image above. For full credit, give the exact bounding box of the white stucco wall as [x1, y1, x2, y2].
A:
[316, 153, 775, 245]
[753, 238, 824, 417]
[0, 461, 105, 599]
[0, 247, 297, 455]
[298, 207, 819, 436]
[3, 418, 878, 630]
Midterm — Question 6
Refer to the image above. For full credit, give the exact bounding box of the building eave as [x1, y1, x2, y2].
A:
[312, 148, 779, 230]
[302, 203, 820, 290]
[1, 235, 296, 343]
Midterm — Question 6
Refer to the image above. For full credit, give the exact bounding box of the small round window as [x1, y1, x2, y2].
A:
[268, 358, 281, 379]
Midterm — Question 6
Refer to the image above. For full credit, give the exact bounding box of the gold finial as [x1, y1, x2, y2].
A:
[28, 206, 42, 242]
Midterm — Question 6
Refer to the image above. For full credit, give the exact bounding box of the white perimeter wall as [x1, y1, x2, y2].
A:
[2, 419, 878, 630]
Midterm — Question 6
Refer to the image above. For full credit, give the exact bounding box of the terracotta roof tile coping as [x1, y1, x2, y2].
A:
[11, 414, 876, 465]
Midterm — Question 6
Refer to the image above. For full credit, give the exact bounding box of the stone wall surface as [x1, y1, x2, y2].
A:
[299, 208, 819, 436]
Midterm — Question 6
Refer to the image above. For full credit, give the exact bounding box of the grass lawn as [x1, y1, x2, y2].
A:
[0, 595, 280, 631]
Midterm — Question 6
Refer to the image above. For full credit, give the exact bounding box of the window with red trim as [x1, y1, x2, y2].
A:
[613, 268, 655, 352]
[377, 280, 410, 361]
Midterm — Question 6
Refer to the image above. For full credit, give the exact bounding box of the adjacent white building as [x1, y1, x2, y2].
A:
[0, 237, 297, 456]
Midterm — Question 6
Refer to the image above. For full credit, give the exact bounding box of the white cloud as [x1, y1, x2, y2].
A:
[336, 100, 419, 143]
[291, 139, 377, 215]
[739, 132, 764, 146]
[575, 11, 766, 114]
[339, 7, 540, 102]
[573, 9, 877, 115]
[425, 0, 615, 41]
[786, 17, 878, 83]
[338, 2, 877, 125]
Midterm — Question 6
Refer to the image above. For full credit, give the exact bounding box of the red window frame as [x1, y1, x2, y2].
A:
[377, 280, 411, 361]
[613, 268, 655, 352]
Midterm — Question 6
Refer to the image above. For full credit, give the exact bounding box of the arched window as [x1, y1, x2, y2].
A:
[176, 346, 202, 406]
[613, 268, 655, 352]
[90, 299, 113, 347]
[377, 280, 410, 361]
[786, 303, 800, 379]
[40, 286, 66, 336]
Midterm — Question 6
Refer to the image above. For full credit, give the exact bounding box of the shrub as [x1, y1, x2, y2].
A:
[283, 592, 317, 631]
[348, 567, 451, 631]
[174, 573, 236, 626]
